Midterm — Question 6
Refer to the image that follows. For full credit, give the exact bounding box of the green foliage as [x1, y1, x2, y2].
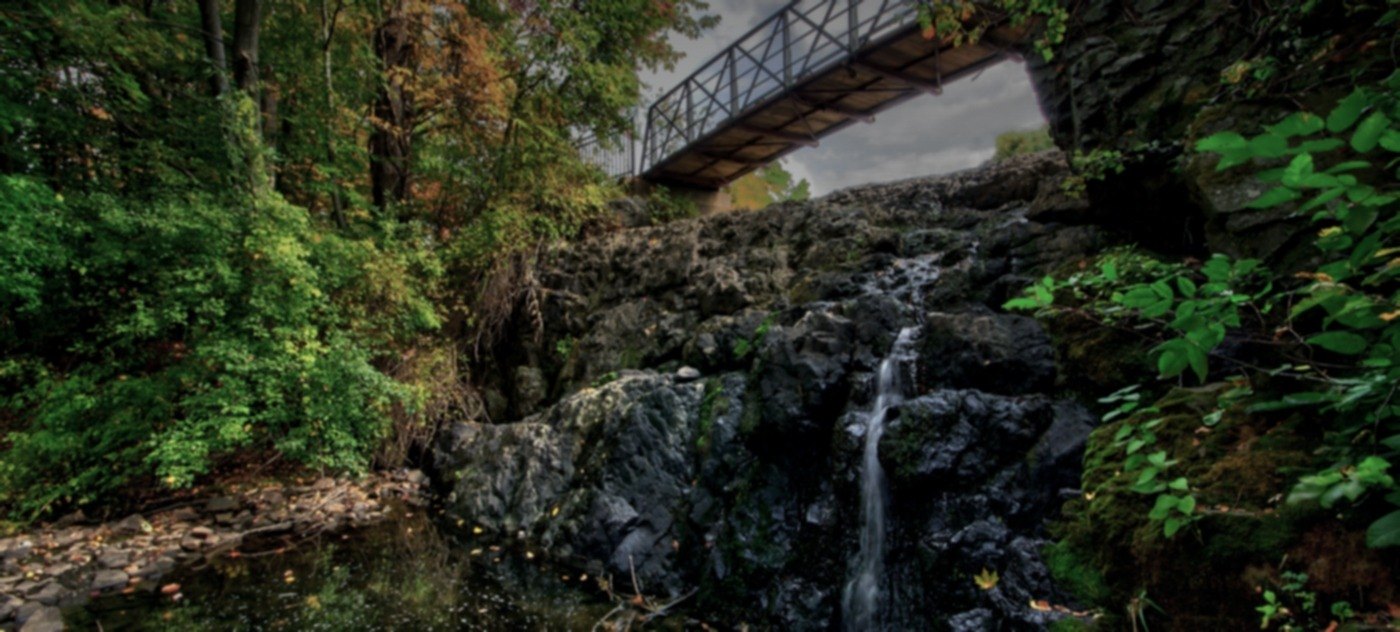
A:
[1060, 149, 1127, 198]
[646, 185, 701, 224]
[0, 180, 439, 518]
[726, 161, 811, 211]
[554, 337, 575, 362]
[733, 314, 776, 361]
[993, 126, 1055, 161]
[916, 0, 1069, 61]
[1008, 71, 1400, 547]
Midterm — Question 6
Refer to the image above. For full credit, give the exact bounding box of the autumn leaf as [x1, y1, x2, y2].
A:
[974, 567, 999, 591]
[921, 25, 936, 40]
[1030, 599, 1053, 612]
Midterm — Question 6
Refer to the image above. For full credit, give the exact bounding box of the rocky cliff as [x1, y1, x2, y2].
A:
[433, 153, 1125, 629]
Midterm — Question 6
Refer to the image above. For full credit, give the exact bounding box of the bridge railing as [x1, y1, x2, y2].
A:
[640, 0, 921, 174]
[575, 131, 636, 179]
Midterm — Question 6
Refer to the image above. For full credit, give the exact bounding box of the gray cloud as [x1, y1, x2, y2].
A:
[641, 0, 1048, 195]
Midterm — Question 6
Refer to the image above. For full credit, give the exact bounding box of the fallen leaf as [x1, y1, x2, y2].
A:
[1030, 599, 1052, 612]
[160, 583, 181, 595]
[974, 568, 999, 591]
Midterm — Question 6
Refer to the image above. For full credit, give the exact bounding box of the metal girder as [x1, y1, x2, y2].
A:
[849, 60, 942, 95]
[736, 123, 819, 148]
[789, 93, 876, 123]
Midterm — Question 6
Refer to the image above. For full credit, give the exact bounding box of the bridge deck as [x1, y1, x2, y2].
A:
[636, 0, 1028, 189]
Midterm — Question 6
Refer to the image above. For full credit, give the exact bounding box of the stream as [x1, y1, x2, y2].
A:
[63, 509, 616, 631]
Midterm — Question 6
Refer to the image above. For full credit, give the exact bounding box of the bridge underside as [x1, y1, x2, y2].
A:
[643, 24, 1027, 190]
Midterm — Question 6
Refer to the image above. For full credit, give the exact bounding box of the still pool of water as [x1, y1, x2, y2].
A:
[63, 509, 619, 631]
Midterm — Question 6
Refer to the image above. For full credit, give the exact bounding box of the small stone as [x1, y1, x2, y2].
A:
[204, 497, 240, 513]
[675, 366, 702, 382]
[15, 600, 42, 622]
[97, 550, 129, 569]
[189, 527, 213, 540]
[18, 604, 64, 632]
[403, 469, 427, 485]
[167, 507, 198, 522]
[90, 569, 128, 591]
[4, 541, 33, 560]
[215, 512, 235, 526]
[313, 477, 335, 491]
[31, 583, 64, 606]
[42, 563, 72, 578]
[112, 514, 152, 535]
[179, 538, 203, 552]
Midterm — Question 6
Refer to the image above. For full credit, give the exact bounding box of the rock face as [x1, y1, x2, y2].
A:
[435, 153, 1113, 629]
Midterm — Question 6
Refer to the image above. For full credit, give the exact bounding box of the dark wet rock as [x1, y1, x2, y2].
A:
[111, 514, 150, 535]
[30, 583, 62, 606]
[90, 569, 128, 591]
[18, 604, 63, 632]
[919, 312, 1056, 395]
[204, 497, 239, 514]
[432, 152, 1128, 628]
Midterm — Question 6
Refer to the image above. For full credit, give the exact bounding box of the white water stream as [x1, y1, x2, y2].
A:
[842, 325, 919, 631]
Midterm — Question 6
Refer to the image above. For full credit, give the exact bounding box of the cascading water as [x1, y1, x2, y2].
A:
[842, 325, 919, 631]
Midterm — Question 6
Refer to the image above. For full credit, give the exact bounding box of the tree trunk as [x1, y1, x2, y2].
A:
[196, 0, 228, 97]
[231, 0, 262, 93]
[369, 6, 414, 211]
[322, 0, 346, 227]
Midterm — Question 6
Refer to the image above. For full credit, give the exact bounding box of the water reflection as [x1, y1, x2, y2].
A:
[67, 507, 615, 631]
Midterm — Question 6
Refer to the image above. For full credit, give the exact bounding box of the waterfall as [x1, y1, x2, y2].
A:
[842, 326, 918, 631]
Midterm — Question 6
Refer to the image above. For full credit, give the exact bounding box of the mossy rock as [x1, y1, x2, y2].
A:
[1047, 383, 1357, 628]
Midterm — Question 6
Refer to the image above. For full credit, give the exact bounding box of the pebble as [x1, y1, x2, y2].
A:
[0, 470, 427, 626]
[675, 366, 702, 381]
[205, 497, 240, 513]
[18, 605, 63, 632]
[90, 570, 128, 591]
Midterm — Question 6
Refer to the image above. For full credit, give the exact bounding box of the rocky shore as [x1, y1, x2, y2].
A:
[1, 469, 428, 631]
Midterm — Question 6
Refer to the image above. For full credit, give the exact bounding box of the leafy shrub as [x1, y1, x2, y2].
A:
[0, 179, 440, 519]
[1006, 71, 1400, 545]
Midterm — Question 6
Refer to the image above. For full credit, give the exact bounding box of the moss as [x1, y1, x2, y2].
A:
[1049, 618, 1096, 632]
[1044, 540, 1112, 606]
[1047, 384, 1352, 627]
[695, 378, 725, 454]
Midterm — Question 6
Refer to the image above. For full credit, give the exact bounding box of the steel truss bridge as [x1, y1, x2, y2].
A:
[581, 0, 1026, 189]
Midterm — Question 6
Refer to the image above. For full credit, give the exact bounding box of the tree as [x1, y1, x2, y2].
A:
[197, 0, 229, 97]
[726, 161, 812, 211]
[231, 0, 262, 92]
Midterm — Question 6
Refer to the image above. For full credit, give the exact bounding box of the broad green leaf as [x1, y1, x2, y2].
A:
[1267, 111, 1324, 138]
[1366, 510, 1400, 547]
[1177, 495, 1196, 515]
[1163, 517, 1185, 537]
[1247, 186, 1300, 209]
[1196, 132, 1247, 152]
[1351, 112, 1391, 152]
[1326, 89, 1370, 133]
[1186, 344, 1208, 382]
[1381, 129, 1400, 152]
[1148, 494, 1178, 520]
[1249, 133, 1288, 158]
[1307, 331, 1368, 355]
[1281, 153, 1315, 187]
[1158, 347, 1189, 378]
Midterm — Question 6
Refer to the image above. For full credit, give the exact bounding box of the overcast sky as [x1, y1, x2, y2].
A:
[638, 0, 1048, 196]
